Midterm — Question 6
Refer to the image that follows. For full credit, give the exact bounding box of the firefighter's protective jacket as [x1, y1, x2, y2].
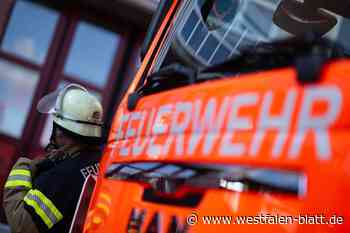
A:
[3, 144, 101, 233]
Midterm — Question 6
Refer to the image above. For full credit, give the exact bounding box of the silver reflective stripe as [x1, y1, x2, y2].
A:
[25, 193, 59, 226]
[14, 165, 31, 170]
[7, 175, 31, 182]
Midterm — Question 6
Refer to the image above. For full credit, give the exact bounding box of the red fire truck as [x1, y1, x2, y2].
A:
[75, 0, 350, 232]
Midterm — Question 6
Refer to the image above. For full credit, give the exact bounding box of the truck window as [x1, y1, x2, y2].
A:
[151, 0, 350, 79]
[127, 0, 350, 106]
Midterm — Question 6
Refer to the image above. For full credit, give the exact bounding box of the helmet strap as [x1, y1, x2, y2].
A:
[54, 112, 103, 126]
[45, 123, 59, 152]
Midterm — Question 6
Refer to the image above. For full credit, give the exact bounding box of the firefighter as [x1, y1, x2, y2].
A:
[2, 83, 104, 233]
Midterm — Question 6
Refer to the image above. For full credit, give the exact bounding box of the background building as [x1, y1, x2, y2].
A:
[0, 0, 156, 224]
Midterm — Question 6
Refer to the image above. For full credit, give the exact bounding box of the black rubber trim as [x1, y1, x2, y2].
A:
[140, 0, 173, 60]
[142, 188, 203, 207]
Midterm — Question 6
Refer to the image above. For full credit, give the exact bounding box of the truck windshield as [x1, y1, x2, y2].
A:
[154, 0, 350, 71]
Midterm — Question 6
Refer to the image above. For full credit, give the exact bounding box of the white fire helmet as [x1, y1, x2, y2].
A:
[37, 83, 103, 138]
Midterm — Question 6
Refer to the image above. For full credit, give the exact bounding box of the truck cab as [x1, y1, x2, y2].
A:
[82, 0, 350, 232]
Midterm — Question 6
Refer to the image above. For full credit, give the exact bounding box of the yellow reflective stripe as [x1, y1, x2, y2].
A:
[5, 180, 32, 188]
[96, 203, 110, 215]
[9, 169, 31, 177]
[24, 196, 53, 229]
[99, 192, 112, 204]
[27, 189, 63, 224]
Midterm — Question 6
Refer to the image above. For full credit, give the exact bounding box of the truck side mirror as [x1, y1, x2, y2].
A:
[273, 0, 337, 37]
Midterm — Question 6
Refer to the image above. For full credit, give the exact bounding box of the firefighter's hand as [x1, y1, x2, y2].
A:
[46, 146, 69, 164]
[30, 157, 48, 177]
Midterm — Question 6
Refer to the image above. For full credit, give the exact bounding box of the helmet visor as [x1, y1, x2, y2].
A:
[37, 83, 88, 114]
[36, 87, 62, 114]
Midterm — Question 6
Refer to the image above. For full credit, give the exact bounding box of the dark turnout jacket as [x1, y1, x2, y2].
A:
[3, 144, 101, 233]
